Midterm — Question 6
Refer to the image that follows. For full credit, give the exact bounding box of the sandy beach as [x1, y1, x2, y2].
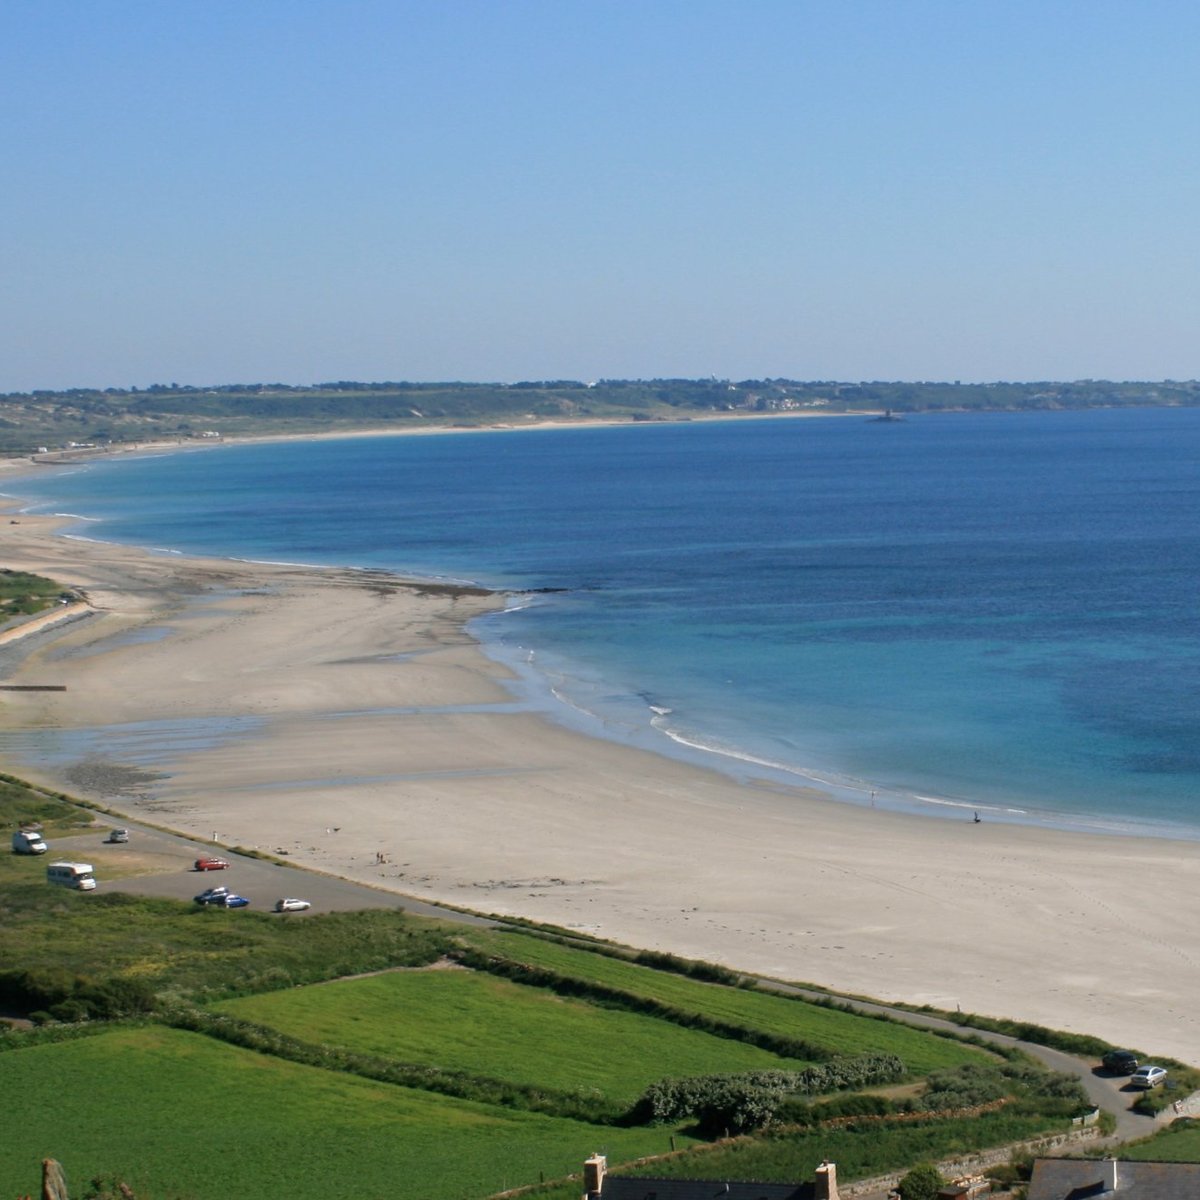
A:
[1, 497, 1198, 1067]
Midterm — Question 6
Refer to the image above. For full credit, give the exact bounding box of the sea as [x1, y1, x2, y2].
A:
[6, 407, 1200, 841]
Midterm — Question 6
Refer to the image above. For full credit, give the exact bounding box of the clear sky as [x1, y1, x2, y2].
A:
[3, 1, 1198, 391]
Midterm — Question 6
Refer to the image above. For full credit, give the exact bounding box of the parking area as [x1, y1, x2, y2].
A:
[45, 823, 495, 926]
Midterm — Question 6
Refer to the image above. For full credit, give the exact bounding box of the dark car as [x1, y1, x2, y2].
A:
[1103, 1050, 1139, 1074]
[194, 886, 230, 905]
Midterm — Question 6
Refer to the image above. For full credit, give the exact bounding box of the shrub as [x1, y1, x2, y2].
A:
[631, 949, 742, 987]
[47, 998, 91, 1023]
[899, 1162, 945, 1200]
[0, 967, 157, 1021]
[914, 1061, 1088, 1114]
[631, 1058, 906, 1132]
[1132, 1088, 1175, 1117]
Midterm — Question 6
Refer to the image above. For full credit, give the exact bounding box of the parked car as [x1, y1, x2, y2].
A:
[194, 856, 229, 871]
[105, 828, 130, 844]
[1103, 1049, 1139, 1074]
[215, 893, 250, 909]
[273, 898, 311, 913]
[1130, 1065, 1167, 1089]
[194, 886, 230, 905]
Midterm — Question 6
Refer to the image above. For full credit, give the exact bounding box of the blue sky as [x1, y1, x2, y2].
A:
[3, 1, 1198, 390]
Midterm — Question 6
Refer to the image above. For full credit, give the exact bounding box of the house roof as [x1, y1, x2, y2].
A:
[601, 1179, 815, 1200]
[1027, 1158, 1200, 1200]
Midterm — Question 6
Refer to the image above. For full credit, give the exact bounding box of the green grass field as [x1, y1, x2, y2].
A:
[214, 966, 814, 1106]
[0, 779, 1086, 1198]
[0, 887, 456, 1002]
[462, 930, 987, 1074]
[0, 1026, 692, 1200]
[1122, 1119, 1200, 1162]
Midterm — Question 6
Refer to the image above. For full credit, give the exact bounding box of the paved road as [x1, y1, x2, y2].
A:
[754, 978, 1182, 1145]
[49, 821, 1188, 1147]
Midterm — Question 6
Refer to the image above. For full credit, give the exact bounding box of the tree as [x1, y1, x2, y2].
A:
[899, 1162, 945, 1200]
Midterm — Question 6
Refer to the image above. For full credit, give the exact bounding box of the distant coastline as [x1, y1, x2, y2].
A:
[1, 375, 1198, 459]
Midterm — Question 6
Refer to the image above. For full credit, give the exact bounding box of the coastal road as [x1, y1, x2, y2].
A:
[754, 977, 1179, 1145]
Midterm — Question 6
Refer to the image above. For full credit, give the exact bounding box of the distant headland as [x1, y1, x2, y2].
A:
[0, 377, 1196, 455]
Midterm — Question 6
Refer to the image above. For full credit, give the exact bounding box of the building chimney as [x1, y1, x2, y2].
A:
[583, 1154, 608, 1200]
[1101, 1159, 1119, 1192]
[814, 1160, 839, 1200]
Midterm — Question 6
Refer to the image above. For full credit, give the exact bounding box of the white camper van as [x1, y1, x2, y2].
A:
[12, 829, 48, 854]
[46, 861, 96, 891]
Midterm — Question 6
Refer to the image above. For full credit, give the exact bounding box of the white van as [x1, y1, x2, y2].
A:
[46, 861, 97, 891]
[12, 829, 48, 854]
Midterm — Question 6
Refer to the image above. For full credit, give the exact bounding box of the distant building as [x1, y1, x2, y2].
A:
[1026, 1157, 1200, 1199]
[582, 1155, 840, 1200]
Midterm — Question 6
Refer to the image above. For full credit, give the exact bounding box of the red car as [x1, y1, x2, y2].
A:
[194, 856, 229, 871]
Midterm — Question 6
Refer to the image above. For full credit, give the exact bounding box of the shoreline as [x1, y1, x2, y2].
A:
[7, 406, 868, 469]
[0, 508, 1198, 1064]
[477, 622, 1200, 849]
[12, 420, 1200, 852]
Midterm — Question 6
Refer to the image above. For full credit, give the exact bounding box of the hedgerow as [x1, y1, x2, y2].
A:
[631, 1057, 906, 1135]
[451, 947, 829, 1061]
[163, 1007, 628, 1124]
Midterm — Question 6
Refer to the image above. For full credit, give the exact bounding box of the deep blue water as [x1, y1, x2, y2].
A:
[8, 409, 1200, 838]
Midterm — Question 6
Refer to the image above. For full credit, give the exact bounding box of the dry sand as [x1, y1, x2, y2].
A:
[0, 500, 1197, 1066]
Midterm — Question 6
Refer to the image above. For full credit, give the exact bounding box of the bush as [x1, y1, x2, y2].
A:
[1132, 1088, 1175, 1117]
[915, 1061, 1088, 1114]
[47, 998, 91, 1023]
[631, 949, 742, 987]
[916, 1065, 1007, 1111]
[899, 1162, 945, 1200]
[0, 967, 157, 1021]
[631, 1058, 906, 1133]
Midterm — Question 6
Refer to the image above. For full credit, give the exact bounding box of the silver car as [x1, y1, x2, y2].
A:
[1130, 1065, 1167, 1089]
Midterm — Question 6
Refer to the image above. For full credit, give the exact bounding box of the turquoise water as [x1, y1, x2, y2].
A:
[8, 408, 1200, 839]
